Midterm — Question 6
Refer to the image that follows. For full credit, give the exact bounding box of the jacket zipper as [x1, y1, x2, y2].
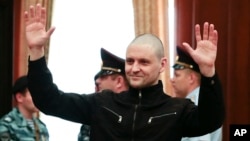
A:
[131, 91, 142, 141]
[102, 106, 122, 123]
[148, 112, 177, 124]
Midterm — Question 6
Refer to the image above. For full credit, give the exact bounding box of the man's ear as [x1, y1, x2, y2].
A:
[116, 76, 123, 87]
[189, 71, 198, 84]
[15, 93, 24, 103]
[160, 57, 167, 73]
[190, 71, 201, 84]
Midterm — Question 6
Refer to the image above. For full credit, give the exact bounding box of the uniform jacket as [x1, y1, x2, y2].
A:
[27, 57, 225, 141]
[0, 108, 49, 141]
[78, 124, 90, 141]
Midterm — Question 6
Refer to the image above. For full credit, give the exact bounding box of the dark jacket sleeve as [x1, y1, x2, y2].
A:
[182, 73, 225, 137]
[27, 56, 94, 124]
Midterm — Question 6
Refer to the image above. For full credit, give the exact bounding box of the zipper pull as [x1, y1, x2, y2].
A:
[148, 117, 153, 124]
[118, 116, 122, 123]
[139, 91, 142, 105]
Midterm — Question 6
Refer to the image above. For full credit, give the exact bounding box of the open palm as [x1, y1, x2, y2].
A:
[24, 4, 55, 49]
[181, 22, 218, 76]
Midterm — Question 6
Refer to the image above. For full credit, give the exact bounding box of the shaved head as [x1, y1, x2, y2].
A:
[125, 33, 167, 88]
[128, 33, 165, 59]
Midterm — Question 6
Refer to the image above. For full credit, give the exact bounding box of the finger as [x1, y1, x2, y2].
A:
[24, 11, 29, 25]
[46, 27, 56, 37]
[195, 24, 201, 42]
[211, 30, 218, 46]
[203, 22, 209, 40]
[181, 42, 194, 56]
[208, 24, 215, 41]
[36, 3, 42, 22]
[29, 5, 35, 20]
[41, 7, 46, 26]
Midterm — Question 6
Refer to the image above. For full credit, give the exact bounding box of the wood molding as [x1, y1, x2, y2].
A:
[13, 0, 53, 80]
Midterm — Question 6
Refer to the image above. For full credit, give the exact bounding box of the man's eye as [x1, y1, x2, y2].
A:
[140, 60, 149, 64]
[126, 59, 133, 64]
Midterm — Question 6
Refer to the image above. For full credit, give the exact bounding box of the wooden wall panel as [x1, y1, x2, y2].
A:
[13, 0, 53, 81]
[175, 0, 195, 47]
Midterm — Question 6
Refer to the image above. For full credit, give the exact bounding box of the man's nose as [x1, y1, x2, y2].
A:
[131, 63, 140, 72]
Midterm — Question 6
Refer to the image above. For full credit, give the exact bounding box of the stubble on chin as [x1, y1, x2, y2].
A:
[129, 80, 143, 89]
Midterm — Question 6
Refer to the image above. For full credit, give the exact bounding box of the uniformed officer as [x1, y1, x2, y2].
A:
[78, 48, 128, 141]
[0, 76, 49, 141]
[171, 46, 222, 141]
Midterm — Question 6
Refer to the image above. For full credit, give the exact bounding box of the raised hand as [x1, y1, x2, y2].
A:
[24, 3, 55, 60]
[181, 22, 218, 77]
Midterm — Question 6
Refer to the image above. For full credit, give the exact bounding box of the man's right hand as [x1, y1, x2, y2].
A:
[24, 3, 55, 60]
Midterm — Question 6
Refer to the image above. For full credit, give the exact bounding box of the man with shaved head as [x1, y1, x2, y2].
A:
[24, 3, 225, 141]
[129, 33, 165, 58]
[126, 33, 166, 89]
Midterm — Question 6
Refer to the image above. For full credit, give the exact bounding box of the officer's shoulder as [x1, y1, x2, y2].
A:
[0, 115, 15, 127]
[0, 117, 9, 132]
[3, 116, 13, 123]
[0, 111, 16, 123]
[98, 89, 116, 98]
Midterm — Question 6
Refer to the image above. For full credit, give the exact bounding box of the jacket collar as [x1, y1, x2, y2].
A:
[127, 80, 170, 105]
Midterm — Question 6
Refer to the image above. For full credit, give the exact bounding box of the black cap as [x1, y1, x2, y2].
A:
[12, 75, 28, 95]
[94, 71, 100, 81]
[98, 48, 125, 77]
[173, 46, 200, 73]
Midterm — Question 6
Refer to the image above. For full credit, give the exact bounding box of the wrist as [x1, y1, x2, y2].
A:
[28, 47, 45, 61]
[200, 65, 215, 77]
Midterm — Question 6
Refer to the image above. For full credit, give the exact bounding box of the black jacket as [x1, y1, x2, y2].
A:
[28, 57, 225, 141]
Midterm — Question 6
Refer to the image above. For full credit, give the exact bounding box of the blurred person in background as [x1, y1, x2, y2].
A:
[0, 75, 49, 141]
[78, 48, 129, 141]
[171, 46, 222, 141]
